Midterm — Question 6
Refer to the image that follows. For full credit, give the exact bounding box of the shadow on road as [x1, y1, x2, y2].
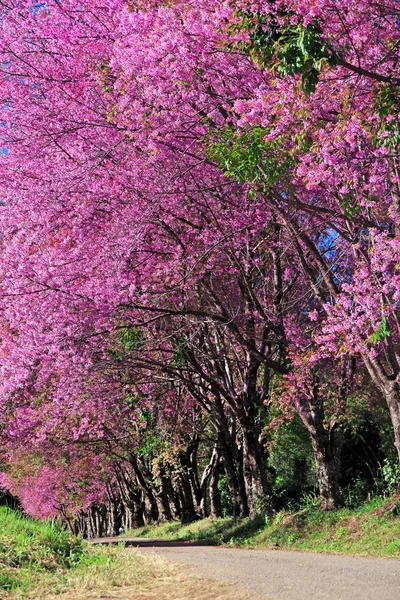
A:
[91, 537, 207, 548]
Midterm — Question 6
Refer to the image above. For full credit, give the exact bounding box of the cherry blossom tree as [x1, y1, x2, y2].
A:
[0, 0, 399, 524]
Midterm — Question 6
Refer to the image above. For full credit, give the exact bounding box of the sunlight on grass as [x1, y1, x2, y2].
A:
[0, 507, 251, 600]
[0, 507, 171, 599]
[125, 494, 400, 558]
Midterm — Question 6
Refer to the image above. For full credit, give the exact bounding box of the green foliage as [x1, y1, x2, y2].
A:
[371, 317, 391, 344]
[373, 84, 400, 148]
[274, 22, 337, 95]
[0, 508, 86, 570]
[120, 326, 144, 352]
[376, 84, 400, 119]
[99, 61, 115, 93]
[172, 336, 187, 367]
[268, 414, 316, 508]
[108, 326, 144, 362]
[122, 399, 162, 457]
[343, 476, 369, 508]
[339, 193, 361, 218]
[340, 396, 396, 506]
[233, 12, 337, 94]
[217, 475, 234, 517]
[300, 491, 321, 511]
[138, 431, 161, 458]
[207, 125, 293, 188]
[377, 458, 400, 494]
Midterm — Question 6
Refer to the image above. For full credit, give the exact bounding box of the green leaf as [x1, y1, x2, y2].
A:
[206, 125, 294, 189]
[372, 318, 391, 344]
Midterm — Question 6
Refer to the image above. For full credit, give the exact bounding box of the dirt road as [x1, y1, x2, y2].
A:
[94, 538, 400, 600]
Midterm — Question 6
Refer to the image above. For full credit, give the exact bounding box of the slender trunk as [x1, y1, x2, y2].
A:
[209, 453, 223, 518]
[176, 444, 199, 523]
[199, 445, 219, 518]
[130, 455, 159, 523]
[185, 436, 202, 513]
[215, 403, 248, 517]
[114, 466, 146, 529]
[176, 449, 198, 522]
[219, 432, 248, 517]
[163, 474, 182, 519]
[241, 426, 269, 515]
[177, 466, 198, 523]
[131, 500, 145, 528]
[239, 337, 270, 515]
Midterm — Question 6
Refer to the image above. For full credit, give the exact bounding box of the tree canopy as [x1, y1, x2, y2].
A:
[0, 0, 399, 531]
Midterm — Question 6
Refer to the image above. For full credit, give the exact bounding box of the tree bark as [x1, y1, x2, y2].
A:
[209, 451, 223, 518]
[214, 401, 248, 517]
[177, 472, 198, 523]
[296, 389, 344, 511]
[156, 470, 173, 522]
[129, 455, 159, 523]
[383, 383, 400, 467]
[362, 353, 400, 476]
[241, 425, 269, 515]
[311, 427, 344, 510]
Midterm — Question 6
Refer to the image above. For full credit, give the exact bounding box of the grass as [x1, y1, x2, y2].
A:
[124, 494, 400, 557]
[0, 505, 87, 595]
[4, 498, 399, 599]
[0, 506, 251, 600]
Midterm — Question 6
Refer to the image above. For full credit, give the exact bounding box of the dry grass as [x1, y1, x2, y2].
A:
[1, 508, 252, 600]
[1, 508, 254, 600]
[8, 547, 251, 600]
[129, 575, 254, 600]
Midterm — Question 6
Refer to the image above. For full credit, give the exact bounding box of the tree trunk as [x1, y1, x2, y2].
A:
[297, 412, 344, 511]
[177, 469, 198, 524]
[163, 474, 182, 519]
[199, 445, 219, 518]
[241, 427, 269, 515]
[209, 452, 223, 518]
[384, 383, 400, 467]
[181, 436, 204, 515]
[215, 404, 248, 517]
[311, 427, 343, 510]
[156, 472, 173, 522]
[361, 354, 400, 477]
[219, 435, 248, 516]
[294, 370, 345, 512]
[131, 500, 145, 528]
[129, 455, 159, 523]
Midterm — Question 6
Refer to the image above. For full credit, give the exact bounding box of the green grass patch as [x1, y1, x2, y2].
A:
[125, 494, 400, 557]
[0, 505, 87, 595]
[0, 506, 171, 599]
[126, 513, 269, 547]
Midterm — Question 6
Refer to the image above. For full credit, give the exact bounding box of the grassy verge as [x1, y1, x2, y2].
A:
[124, 494, 400, 557]
[0, 506, 250, 600]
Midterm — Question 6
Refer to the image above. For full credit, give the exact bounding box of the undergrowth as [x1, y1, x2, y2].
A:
[125, 494, 400, 557]
[0, 507, 249, 600]
[0, 506, 167, 599]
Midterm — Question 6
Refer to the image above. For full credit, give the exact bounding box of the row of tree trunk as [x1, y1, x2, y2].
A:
[64, 406, 346, 538]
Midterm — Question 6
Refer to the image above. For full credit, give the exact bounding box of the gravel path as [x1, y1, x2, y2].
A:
[93, 538, 400, 600]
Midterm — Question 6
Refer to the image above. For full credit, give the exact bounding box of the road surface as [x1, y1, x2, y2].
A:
[93, 537, 400, 600]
